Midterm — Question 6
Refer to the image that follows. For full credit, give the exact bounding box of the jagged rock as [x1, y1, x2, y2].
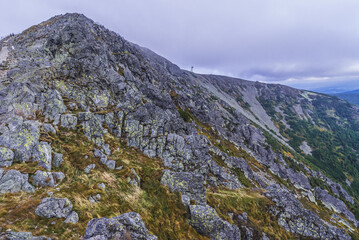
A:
[265, 184, 350, 240]
[161, 169, 206, 205]
[32, 142, 52, 171]
[43, 90, 67, 121]
[78, 112, 104, 146]
[0, 231, 51, 240]
[314, 187, 357, 225]
[64, 211, 79, 224]
[42, 123, 56, 134]
[52, 153, 64, 167]
[0, 120, 40, 161]
[84, 212, 157, 240]
[84, 164, 96, 173]
[0, 169, 35, 193]
[189, 205, 240, 240]
[60, 114, 77, 129]
[287, 169, 311, 190]
[0, 147, 14, 167]
[31, 170, 65, 187]
[35, 197, 73, 218]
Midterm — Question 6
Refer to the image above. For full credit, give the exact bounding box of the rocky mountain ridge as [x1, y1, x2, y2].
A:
[0, 13, 358, 239]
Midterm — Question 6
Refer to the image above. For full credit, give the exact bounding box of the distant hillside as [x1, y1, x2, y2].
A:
[334, 89, 359, 105]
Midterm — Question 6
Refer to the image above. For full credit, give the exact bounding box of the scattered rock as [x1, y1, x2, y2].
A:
[31, 170, 65, 187]
[97, 183, 105, 190]
[0, 231, 51, 240]
[64, 211, 79, 224]
[84, 164, 95, 174]
[52, 153, 64, 167]
[89, 194, 101, 203]
[35, 197, 73, 218]
[84, 212, 157, 240]
[0, 169, 35, 193]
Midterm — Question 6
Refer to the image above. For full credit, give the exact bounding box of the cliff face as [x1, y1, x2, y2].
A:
[0, 13, 358, 239]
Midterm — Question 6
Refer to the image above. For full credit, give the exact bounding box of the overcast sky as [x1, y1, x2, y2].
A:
[1, 0, 359, 92]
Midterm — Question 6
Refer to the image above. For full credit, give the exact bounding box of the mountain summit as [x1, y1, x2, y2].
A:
[0, 13, 358, 239]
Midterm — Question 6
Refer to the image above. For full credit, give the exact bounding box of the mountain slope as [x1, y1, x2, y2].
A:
[334, 89, 359, 105]
[0, 13, 358, 239]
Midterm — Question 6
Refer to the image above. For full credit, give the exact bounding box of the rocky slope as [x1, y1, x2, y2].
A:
[0, 13, 358, 239]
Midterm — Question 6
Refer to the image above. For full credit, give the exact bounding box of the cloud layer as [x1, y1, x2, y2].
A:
[1, 0, 358, 91]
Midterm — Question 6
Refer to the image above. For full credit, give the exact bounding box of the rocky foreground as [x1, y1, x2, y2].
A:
[0, 13, 358, 239]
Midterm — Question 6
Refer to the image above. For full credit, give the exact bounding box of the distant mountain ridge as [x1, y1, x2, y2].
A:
[333, 89, 359, 105]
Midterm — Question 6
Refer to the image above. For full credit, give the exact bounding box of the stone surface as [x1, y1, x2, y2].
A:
[60, 114, 78, 129]
[31, 170, 65, 187]
[161, 169, 206, 206]
[0, 147, 14, 167]
[32, 142, 52, 171]
[52, 153, 64, 168]
[84, 164, 96, 174]
[64, 211, 79, 224]
[35, 197, 73, 218]
[84, 212, 157, 240]
[0, 169, 35, 193]
[0, 231, 51, 240]
[189, 205, 240, 240]
[265, 184, 350, 240]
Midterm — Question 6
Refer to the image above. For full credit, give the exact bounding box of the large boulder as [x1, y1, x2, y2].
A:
[0, 169, 35, 193]
[0, 119, 40, 162]
[84, 212, 157, 240]
[35, 197, 73, 218]
[161, 169, 206, 205]
[0, 147, 14, 167]
[189, 205, 240, 240]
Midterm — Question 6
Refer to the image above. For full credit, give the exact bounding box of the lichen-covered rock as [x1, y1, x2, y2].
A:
[64, 211, 79, 224]
[52, 153, 64, 167]
[0, 169, 35, 193]
[32, 142, 52, 171]
[84, 212, 157, 240]
[189, 205, 240, 240]
[161, 169, 206, 205]
[42, 123, 56, 134]
[265, 184, 350, 240]
[0, 147, 14, 167]
[60, 114, 78, 129]
[43, 90, 67, 120]
[35, 197, 73, 218]
[0, 231, 51, 240]
[31, 170, 65, 187]
[0, 120, 40, 161]
[78, 112, 104, 146]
